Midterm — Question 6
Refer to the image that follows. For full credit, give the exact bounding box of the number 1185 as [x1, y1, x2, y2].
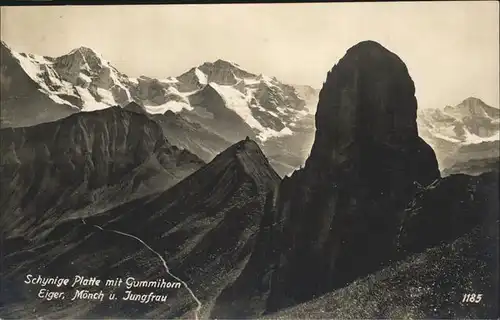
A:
[462, 293, 482, 303]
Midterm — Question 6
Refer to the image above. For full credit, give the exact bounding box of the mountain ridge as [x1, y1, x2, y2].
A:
[0, 106, 204, 239]
[1, 41, 318, 176]
[418, 96, 499, 175]
[1, 137, 281, 319]
[0, 41, 318, 137]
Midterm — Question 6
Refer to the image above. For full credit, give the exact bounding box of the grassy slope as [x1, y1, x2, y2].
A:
[265, 220, 499, 319]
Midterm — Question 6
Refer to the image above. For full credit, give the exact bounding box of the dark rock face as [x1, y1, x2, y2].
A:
[265, 171, 499, 319]
[266, 41, 440, 309]
[397, 172, 499, 256]
[122, 101, 148, 114]
[309, 40, 436, 171]
[0, 107, 204, 239]
[212, 41, 442, 316]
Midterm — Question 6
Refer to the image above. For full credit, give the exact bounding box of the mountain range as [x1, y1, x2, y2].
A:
[418, 97, 499, 176]
[2, 41, 498, 178]
[1, 40, 498, 319]
[0, 41, 318, 176]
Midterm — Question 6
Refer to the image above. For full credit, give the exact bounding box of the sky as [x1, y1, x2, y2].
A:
[1, 2, 499, 109]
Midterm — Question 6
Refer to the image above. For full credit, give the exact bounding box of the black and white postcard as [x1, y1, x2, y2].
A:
[1, 2, 499, 319]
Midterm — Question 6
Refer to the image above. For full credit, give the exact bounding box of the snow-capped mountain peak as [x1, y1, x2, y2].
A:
[202, 59, 252, 74]
[443, 97, 500, 120]
[419, 97, 499, 141]
[55, 48, 103, 83]
[172, 60, 317, 141]
[65, 46, 102, 65]
[211, 58, 239, 68]
[418, 97, 499, 173]
[1, 42, 318, 145]
[69, 46, 99, 56]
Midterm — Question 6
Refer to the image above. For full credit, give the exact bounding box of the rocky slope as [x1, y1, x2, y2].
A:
[124, 101, 231, 162]
[0, 107, 204, 239]
[1, 41, 317, 176]
[1, 139, 281, 319]
[418, 97, 499, 176]
[266, 176, 499, 319]
[209, 41, 498, 319]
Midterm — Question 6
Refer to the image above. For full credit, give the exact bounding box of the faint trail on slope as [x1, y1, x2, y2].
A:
[81, 218, 202, 320]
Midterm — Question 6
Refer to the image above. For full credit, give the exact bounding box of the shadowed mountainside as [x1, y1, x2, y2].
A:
[0, 107, 204, 239]
[124, 101, 231, 163]
[1, 139, 281, 319]
[266, 174, 499, 319]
